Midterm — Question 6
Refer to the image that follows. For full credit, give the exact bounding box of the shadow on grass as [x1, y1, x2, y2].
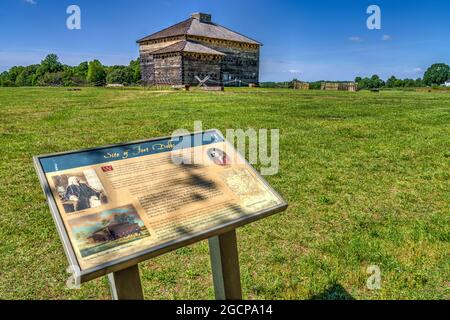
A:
[309, 284, 355, 300]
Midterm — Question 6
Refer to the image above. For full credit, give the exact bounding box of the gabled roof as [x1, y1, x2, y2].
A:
[137, 16, 261, 45]
[151, 40, 226, 56]
[138, 18, 193, 42]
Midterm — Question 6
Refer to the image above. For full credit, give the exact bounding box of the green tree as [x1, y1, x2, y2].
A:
[386, 76, 397, 88]
[309, 81, 322, 90]
[74, 62, 89, 80]
[32, 54, 64, 85]
[0, 71, 14, 87]
[59, 67, 77, 87]
[7, 66, 25, 84]
[106, 66, 133, 85]
[38, 54, 63, 74]
[37, 72, 65, 86]
[415, 78, 424, 87]
[355, 76, 368, 89]
[423, 63, 450, 86]
[59, 63, 89, 86]
[87, 60, 106, 86]
[394, 78, 405, 87]
[128, 58, 141, 84]
[403, 78, 416, 87]
[15, 65, 39, 86]
[357, 77, 371, 90]
[369, 75, 385, 89]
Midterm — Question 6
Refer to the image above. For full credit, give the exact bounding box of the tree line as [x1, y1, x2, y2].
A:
[355, 63, 450, 89]
[261, 63, 450, 90]
[0, 54, 141, 87]
[1, 55, 449, 89]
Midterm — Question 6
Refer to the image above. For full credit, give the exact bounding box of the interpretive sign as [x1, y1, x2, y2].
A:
[34, 130, 287, 285]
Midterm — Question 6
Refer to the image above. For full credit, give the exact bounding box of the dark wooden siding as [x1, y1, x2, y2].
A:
[182, 53, 222, 86]
[153, 54, 183, 85]
[187, 36, 260, 85]
[139, 37, 185, 85]
[139, 36, 260, 86]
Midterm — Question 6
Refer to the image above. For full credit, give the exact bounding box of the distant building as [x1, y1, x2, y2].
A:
[137, 13, 262, 86]
[321, 82, 358, 92]
[293, 81, 310, 90]
[445, 80, 450, 87]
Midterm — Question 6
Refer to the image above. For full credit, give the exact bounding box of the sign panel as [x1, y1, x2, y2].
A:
[34, 130, 287, 282]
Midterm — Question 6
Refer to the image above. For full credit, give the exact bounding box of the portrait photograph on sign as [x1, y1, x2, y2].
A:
[51, 169, 108, 214]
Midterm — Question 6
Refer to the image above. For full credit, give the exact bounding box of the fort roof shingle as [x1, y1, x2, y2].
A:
[150, 40, 226, 56]
[137, 16, 261, 45]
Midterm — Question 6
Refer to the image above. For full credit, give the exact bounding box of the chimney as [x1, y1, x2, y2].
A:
[191, 12, 212, 23]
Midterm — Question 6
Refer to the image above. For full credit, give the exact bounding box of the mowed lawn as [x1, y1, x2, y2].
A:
[0, 87, 448, 300]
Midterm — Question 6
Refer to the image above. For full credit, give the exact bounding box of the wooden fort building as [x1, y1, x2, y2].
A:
[137, 13, 261, 86]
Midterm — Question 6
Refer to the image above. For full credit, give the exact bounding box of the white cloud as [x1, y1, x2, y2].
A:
[407, 67, 423, 74]
[287, 69, 301, 74]
[382, 35, 392, 41]
[24, 0, 37, 4]
[348, 36, 363, 42]
[402, 67, 424, 75]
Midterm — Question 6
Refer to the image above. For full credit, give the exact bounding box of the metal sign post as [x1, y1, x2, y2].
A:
[108, 265, 144, 300]
[209, 229, 242, 300]
[107, 229, 243, 300]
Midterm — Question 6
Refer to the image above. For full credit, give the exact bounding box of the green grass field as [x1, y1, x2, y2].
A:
[0, 87, 448, 300]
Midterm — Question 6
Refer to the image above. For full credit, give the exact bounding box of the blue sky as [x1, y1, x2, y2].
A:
[0, 0, 449, 81]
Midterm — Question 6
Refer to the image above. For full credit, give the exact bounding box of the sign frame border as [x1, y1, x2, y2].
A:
[33, 129, 288, 283]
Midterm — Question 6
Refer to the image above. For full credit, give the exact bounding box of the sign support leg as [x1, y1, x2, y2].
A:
[208, 229, 243, 300]
[108, 264, 144, 300]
